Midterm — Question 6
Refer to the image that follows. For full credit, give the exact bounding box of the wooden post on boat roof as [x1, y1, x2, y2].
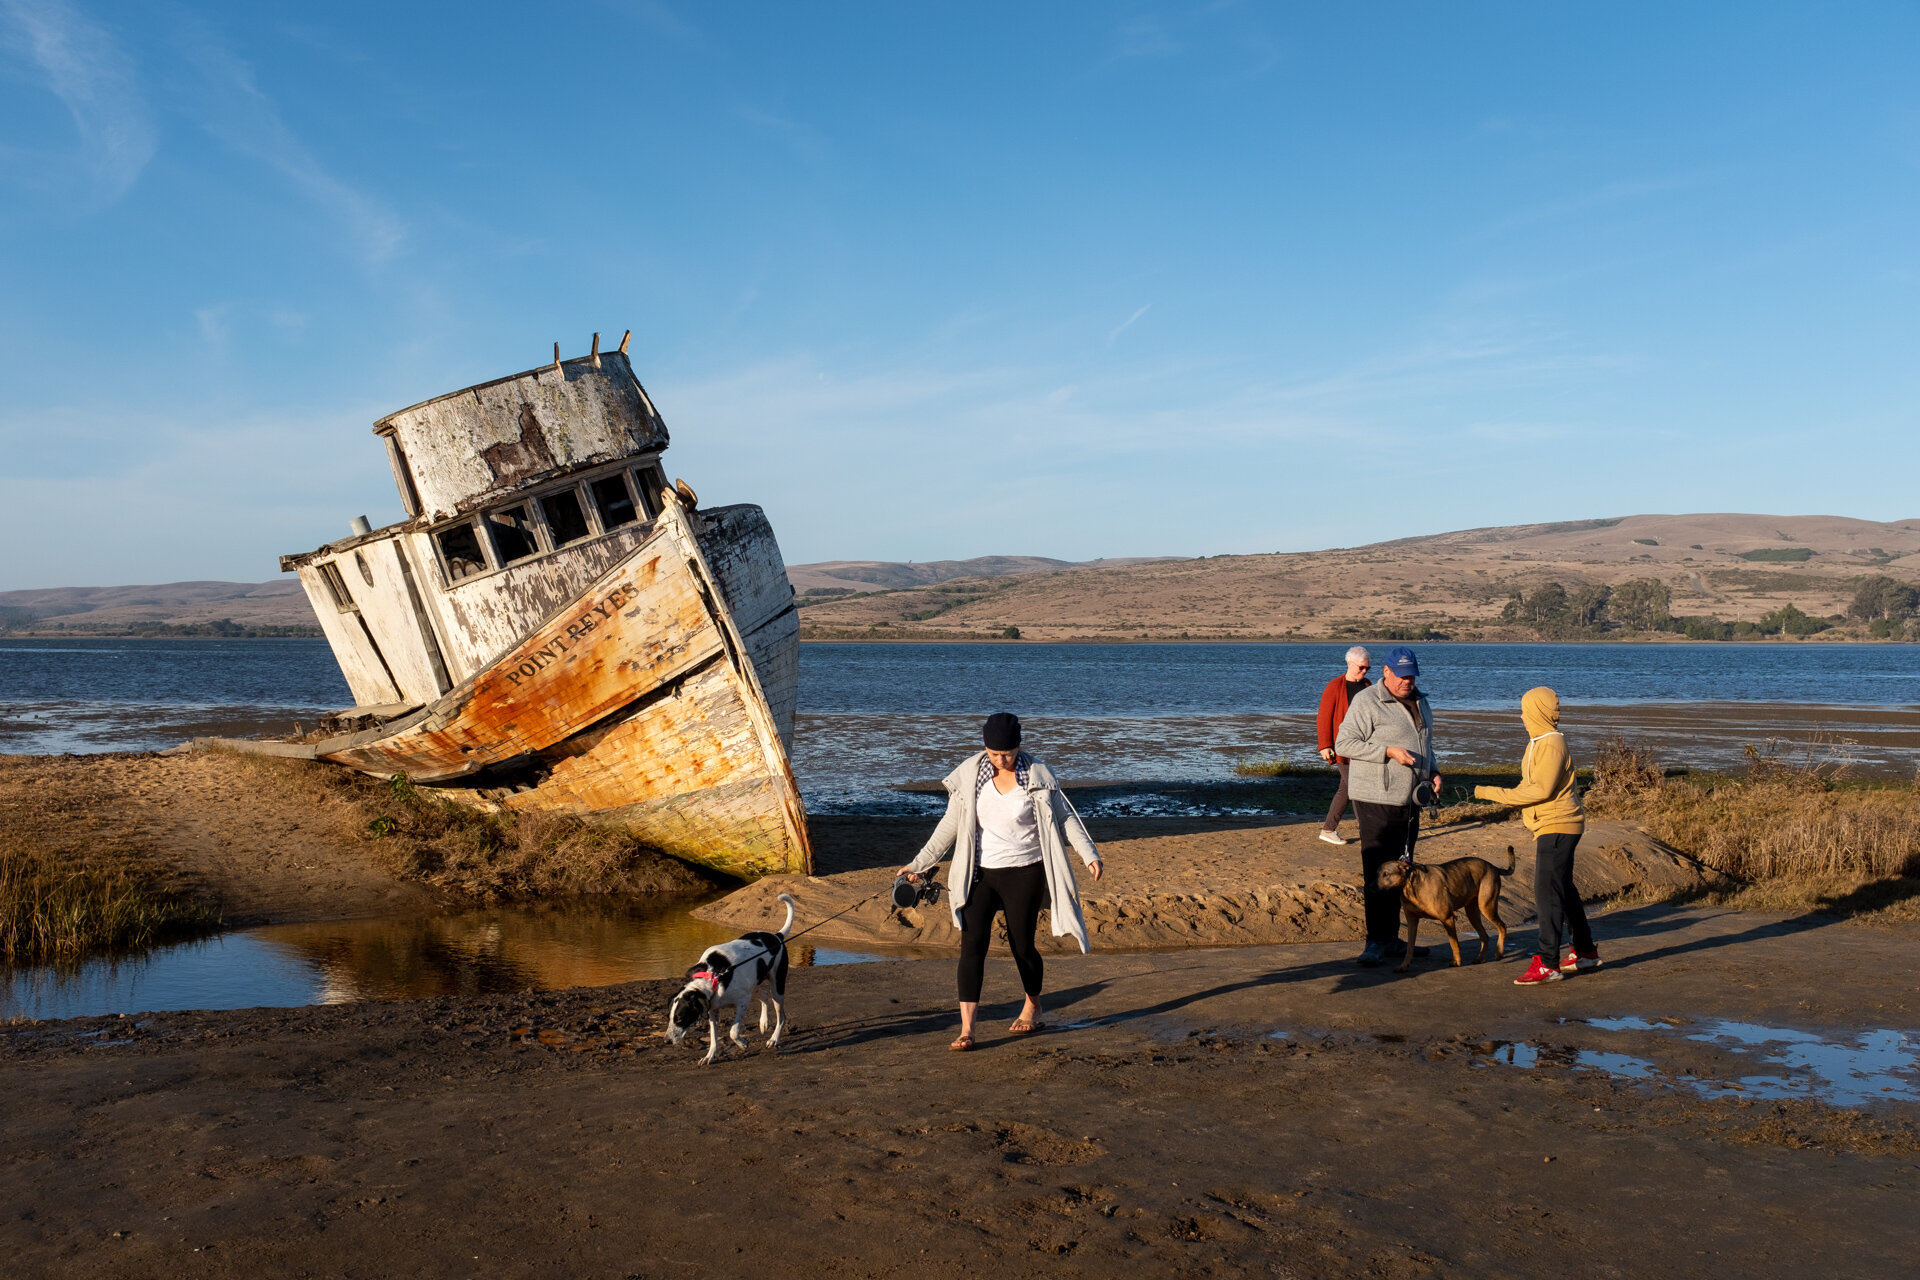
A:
[590, 332, 601, 368]
[552, 341, 562, 374]
[619, 330, 631, 355]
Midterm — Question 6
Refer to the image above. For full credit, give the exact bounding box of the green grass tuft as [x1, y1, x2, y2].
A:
[0, 845, 218, 965]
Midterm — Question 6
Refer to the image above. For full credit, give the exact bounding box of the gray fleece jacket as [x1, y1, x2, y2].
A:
[905, 753, 1101, 953]
[1333, 681, 1439, 806]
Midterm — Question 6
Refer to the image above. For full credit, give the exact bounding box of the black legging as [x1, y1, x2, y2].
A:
[1534, 832, 1595, 957]
[1354, 800, 1419, 944]
[957, 863, 1047, 1003]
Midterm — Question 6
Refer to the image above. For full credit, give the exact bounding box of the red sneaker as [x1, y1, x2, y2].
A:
[1513, 955, 1564, 985]
[1559, 949, 1602, 974]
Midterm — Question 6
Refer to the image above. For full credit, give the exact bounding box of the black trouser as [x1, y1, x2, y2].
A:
[958, 863, 1047, 1003]
[1354, 800, 1419, 944]
[1322, 761, 1352, 830]
[1534, 832, 1594, 958]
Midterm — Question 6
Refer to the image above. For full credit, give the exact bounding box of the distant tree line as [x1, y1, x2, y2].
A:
[0, 617, 323, 638]
[1498, 575, 1920, 640]
[1848, 575, 1920, 637]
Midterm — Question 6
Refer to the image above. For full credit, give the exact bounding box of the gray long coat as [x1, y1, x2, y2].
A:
[904, 753, 1101, 953]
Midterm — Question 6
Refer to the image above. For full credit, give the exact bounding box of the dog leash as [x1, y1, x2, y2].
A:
[785, 886, 892, 943]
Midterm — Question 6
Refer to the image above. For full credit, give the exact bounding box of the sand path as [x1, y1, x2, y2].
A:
[700, 812, 1715, 952]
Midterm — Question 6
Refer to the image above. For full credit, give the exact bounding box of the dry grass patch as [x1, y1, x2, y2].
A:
[1588, 736, 1920, 926]
[0, 759, 218, 964]
[215, 749, 716, 900]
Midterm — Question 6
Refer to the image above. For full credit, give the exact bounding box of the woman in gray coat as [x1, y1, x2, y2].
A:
[898, 713, 1103, 1051]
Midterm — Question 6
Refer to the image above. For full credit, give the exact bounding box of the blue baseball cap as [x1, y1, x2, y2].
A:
[1383, 646, 1419, 677]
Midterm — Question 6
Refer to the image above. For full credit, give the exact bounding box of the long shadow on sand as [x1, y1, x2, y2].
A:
[1573, 900, 1840, 971]
[786, 900, 1849, 1053]
[786, 955, 1389, 1055]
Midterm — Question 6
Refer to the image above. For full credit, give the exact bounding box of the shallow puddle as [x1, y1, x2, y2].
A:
[1679, 1020, 1920, 1107]
[2, 895, 895, 1022]
[1574, 1049, 1660, 1079]
[1474, 1016, 1920, 1108]
[1490, 1042, 1539, 1068]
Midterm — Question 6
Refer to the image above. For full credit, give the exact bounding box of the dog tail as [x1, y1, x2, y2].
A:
[775, 892, 797, 938]
[1498, 844, 1517, 875]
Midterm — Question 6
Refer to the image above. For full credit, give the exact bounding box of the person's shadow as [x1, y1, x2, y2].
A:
[782, 892, 1876, 1054]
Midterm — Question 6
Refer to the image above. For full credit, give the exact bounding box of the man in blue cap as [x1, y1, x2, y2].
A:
[1335, 645, 1443, 966]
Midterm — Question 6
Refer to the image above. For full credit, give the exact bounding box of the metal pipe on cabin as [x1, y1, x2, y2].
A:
[350, 515, 372, 536]
[619, 330, 631, 355]
[590, 332, 601, 368]
[552, 341, 562, 373]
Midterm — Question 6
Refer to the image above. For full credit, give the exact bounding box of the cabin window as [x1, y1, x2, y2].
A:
[635, 464, 667, 518]
[591, 473, 638, 530]
[436, 521, 489, 582]
[541, 488, 592, 547]
[354, 549, 375, 586]
[485, 504, 541, 564]
[318, 561, 356, 612]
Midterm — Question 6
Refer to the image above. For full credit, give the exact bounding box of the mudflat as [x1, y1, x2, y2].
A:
[5, 903, 1915, 1279]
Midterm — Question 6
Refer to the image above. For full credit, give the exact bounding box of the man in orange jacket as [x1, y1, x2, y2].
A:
[1314, 646, 1372, 846]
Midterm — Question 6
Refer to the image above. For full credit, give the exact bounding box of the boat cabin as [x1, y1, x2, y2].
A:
[282, 340, 681, 719]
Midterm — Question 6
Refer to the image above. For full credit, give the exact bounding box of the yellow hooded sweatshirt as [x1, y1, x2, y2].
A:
[1473, 687, 1584, 836]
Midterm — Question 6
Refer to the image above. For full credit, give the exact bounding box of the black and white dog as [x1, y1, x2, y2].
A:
[664, 893, 797, 1064]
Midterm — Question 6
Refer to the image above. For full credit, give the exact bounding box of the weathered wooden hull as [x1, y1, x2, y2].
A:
[311, 494, 810, 879]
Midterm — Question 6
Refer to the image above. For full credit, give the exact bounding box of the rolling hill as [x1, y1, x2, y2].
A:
[794, 513, 1920, 642]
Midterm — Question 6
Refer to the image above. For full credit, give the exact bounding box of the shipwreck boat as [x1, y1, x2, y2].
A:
[243, 335, 810, 879]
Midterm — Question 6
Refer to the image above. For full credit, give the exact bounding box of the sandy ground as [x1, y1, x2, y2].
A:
[700, 813, 1715, 952]
[4, 902, 1917, 1278]
[0, 751, 441, 923]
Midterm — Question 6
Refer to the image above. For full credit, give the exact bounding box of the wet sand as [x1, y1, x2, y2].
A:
[4, 903, 1916, 1278]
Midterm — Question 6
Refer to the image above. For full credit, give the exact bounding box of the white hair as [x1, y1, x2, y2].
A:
[1344, 645, 1371, 665]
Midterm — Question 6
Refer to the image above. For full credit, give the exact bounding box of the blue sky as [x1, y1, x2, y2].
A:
[1, 2, 1917, 588]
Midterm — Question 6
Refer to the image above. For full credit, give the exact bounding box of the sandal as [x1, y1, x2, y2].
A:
[949, 1035, 974, 1052]
[1007, 1019, 1040, 1036]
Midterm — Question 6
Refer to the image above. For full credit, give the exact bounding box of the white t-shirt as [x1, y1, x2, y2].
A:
[976, 776, 1042, 868]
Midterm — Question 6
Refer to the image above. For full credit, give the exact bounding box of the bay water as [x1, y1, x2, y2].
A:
[5, 638, 1915, 1019]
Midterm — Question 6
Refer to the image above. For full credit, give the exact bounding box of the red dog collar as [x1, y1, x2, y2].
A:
[690, 970, 722, 996]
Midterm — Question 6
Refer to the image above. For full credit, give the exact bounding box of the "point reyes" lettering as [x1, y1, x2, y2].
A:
[501, 582, 639, 687]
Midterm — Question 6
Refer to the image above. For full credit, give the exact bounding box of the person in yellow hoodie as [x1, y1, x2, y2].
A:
[1473, 687, 1600, 985]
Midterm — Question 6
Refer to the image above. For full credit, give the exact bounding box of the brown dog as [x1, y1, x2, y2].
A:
[1373, 846, 1516, 971]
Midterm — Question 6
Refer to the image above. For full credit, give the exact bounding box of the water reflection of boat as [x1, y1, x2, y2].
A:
[255, 902, 741, 1000]
[216, 337, 811, 879]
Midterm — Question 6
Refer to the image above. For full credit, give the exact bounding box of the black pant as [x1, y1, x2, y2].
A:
[1322, 761, 1352, 830]
[1534, 832, 1594, 957]
[958, 863, 1047, 1003]
[1354, 800, 1419, 944]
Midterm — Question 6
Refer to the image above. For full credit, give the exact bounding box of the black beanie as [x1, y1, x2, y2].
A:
[982, 712, 1022, 751]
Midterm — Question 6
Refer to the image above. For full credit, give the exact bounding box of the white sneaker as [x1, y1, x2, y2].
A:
[1318, 829, 1347, 845]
